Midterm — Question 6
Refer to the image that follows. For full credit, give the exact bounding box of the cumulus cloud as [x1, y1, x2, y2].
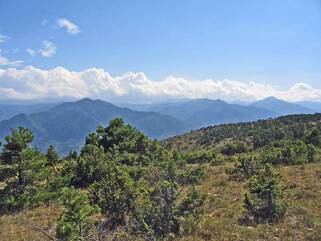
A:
[38, 40, 56, 58]
[26, 48, 36, 57]
[0, 34, 9, 43]
[56, 18, 80, 34]
[0, 50, 23, 67]
[0, 66, 320, 102]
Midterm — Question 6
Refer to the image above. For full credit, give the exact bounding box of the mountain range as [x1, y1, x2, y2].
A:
[0, 103, 58, 121]
[123, 98, 278, 128]
[120, 97, 318, 127]
[0, 96, 319, 154]
[0, 99, 191, 154]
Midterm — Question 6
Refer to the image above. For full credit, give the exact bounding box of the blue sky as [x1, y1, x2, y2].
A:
[0, 0, 320, 102]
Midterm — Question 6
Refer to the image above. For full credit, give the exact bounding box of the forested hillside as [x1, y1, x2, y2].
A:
[0, 98, 191, 154]
[164, 113, 321, 153]
[1, 114, 321, 240]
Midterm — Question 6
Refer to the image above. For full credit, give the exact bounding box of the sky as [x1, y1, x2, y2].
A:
[0, 0, 321, 103]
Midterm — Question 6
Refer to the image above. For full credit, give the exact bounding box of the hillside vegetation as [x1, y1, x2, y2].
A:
[1, 113, 321, 240]
[164, 113, 321, 152]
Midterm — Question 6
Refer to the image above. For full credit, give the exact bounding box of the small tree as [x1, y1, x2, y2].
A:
[305, 128, 321, 147]
[243, 163, 287, 224]
[0, 127, 36, 212]
[70, 144, 107, 187]
[227, 155, 259, 180]
[46, 144, 59, 166]
[307, 144, 317, 163]
[89, 162, 136, 230]
[56, 189, 99, 241]
[1, 127, 34, 185]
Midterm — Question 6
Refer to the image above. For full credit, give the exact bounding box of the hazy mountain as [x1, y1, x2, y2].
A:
[0, 98, 191, 154]
[1, 97, 316, 155]
[295, 101, 321, 113]
[116, 99, 188, 112]
[251, 97, 313, 115]
[121, 98, 278, 129]
[0, 103, 58, 121]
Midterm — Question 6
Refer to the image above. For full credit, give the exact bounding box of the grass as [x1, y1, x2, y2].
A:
[1, 162, 321, 240]
[0, 204, 62, 241]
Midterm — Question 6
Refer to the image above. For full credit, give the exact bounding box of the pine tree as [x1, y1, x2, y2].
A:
[46, 144, 59, 166]
[243, 163, 287, 223]
[0, 127, 35, 212]
[1, 127, 34, 186]
[56, 189, 99, 241]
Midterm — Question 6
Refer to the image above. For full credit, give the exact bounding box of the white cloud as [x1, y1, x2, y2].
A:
[26, 48, 36, 57]
[0, 50, 23, 67]
[0, 34, 9, 43]
[56, 18, 80, 34]
[26, 48, 36, 56]
[0, 66, 320, 102]
[38, 40, 56, 58]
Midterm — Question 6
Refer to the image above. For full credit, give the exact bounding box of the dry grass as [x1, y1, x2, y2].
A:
[177, 162, 321, 241]
[1, 163, 321, 241]
[0, 204, 62, 241]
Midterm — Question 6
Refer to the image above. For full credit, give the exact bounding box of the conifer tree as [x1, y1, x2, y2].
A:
[46, 144, 59, 166]
[56, 189, 99, 241]
[243, 164, 287, 223]
[1, 127, 34, 186]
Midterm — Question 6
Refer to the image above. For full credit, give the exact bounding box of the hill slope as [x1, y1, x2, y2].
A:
[0, 98, 191, 154]
[163, 113, 321, 152]
[2, 113, 321, 241]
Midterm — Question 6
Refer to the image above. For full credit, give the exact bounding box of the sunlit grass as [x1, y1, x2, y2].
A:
[1, 162, 321, 240]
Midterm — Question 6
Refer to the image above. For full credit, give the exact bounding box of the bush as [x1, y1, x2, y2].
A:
[243, 164, 287, 224]
[179, 166, 205, 185]
[56, 188, 99, 241]
[184, 150, 216, 164]
[221, 142, 248, 156]
[227, 155, 260, 180]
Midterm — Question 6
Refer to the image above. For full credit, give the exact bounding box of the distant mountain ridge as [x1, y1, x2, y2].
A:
[120, 98, 278, 129]
[0, 97, 320, 155]
[0, 98, 191, 154]
[251, 97, 314, 115]
[0, 103, 58, 121]
[295, 101, 321, 113]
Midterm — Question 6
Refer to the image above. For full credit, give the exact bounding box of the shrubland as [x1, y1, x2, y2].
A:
[1, 113, 321, 240]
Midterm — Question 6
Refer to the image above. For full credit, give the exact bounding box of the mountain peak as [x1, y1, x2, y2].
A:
[188, 98, 226, 104]
[261, 96, 283, 102]
[77, 98, 94, 103]
[252, 96, 313, 115]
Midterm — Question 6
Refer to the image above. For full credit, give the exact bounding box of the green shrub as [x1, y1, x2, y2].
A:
[243, 164, 287, 224]
[56, 188, 99, 241]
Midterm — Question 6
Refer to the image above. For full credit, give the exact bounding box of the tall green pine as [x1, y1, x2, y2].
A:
[46, 144, 59, 166]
